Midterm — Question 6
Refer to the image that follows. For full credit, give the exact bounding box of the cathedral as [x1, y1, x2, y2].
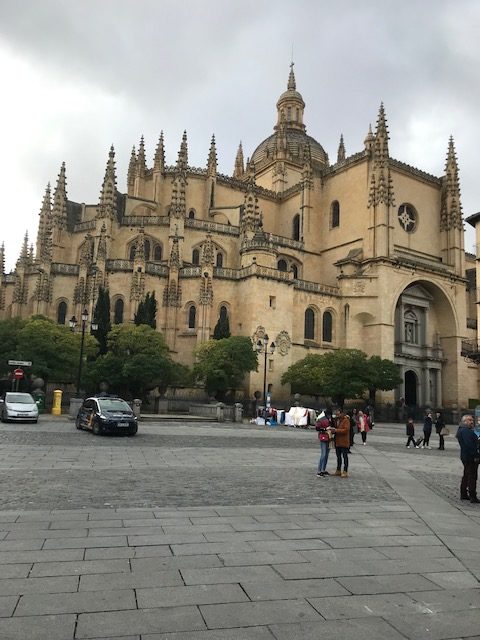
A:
[0, 64, 478, 410]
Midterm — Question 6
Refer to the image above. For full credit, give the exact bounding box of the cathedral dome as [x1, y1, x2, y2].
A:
[250, 64, 329, 170]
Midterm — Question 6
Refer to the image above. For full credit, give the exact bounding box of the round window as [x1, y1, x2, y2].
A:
[398, 204, 417, 232]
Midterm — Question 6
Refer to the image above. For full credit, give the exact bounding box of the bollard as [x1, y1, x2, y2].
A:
[52, 389, 63, 416]
[234, 402, 243, 423]
[132, 399, 142, 418]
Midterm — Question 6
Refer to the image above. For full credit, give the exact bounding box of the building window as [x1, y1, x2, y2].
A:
[188, 209, 195, 219]
[304, 308, 315, 340]
[219, 305, 228, 322]
[154, 244, 162, 261]
[331, 201, 340, 228]
[269, 296, 276, 309]
[192, 249, 200, 265]
[277, 259, 288, 272]
[292, 214, 300, 240]
[397, 203, 417, 233]
[291, 264, 298, 279]
[57, 301, 67, 325]
[322, 311, 333, 342]
[129, 245, 136, 260]
[287, 107, 291, 121]
[188, 305, 196, 329]
[404, 309, 418, 343]
[114, 299, 124, 324]
[216, 253, 223, 267]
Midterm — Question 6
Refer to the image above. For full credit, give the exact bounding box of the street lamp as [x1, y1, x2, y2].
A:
[70, 308, 98, 397]
[256, 334, 276, 418]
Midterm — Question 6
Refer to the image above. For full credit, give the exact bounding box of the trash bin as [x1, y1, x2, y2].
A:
[32, 390, 45, 414]
[132, 399, 142, 418]
[52, 389, 63, 416]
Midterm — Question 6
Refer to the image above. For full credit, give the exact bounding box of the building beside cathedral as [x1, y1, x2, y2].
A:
[0, 65, 478, 409]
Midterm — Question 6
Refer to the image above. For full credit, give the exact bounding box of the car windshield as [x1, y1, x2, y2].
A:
[6, 394, 34, 404]
[97, 398, 131, 412]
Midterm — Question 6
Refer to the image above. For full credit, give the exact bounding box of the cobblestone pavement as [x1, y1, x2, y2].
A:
[0, 417, 477, 640]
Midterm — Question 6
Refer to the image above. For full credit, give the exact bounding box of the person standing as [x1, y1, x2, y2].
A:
[435, 411, 446, 450]
[315, 411, 333, 477]
[357, 410, 369, 446]
[455, 414, 479, 503]
[422, 411, 433, 449]
[406, 417, 419, 448]
[333, 408, 351, 477]
[348, 408, 357, 451]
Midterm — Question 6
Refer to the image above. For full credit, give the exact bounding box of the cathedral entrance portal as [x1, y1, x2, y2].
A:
[404, 370, 417, 407]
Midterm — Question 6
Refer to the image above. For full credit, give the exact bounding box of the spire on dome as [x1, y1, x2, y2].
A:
[97, 145, 117, 220]
[337, 134, 346, 163]
[440, 136, 463, 231]
[287, 61, 296, 91]
[233, 141, 244, 179]
[127, 145, 137, 189]
[364, 123, 374, 152]
[52, 162, 68, 230]
[154, 132, 165, 172]
[207, 134, 217, 176]
[36, 183, 52, 260]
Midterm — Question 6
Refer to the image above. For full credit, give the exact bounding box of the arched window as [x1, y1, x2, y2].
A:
[292, 214, 300, 241]
[291, 264, 298, 279]
[154, 244, 162, 261]
[144, 239, 151, 261]
[304, 308, 315, 340]
[331, 201, 340, 228]
[287, 107, 291, 121]
[57, 301, 67, 325]
[322, 311, 333, 342]
[188, 209, 195, 219]
[404, 309, 418, 344]
[216, 253, 223, 267]
[277, 259, 288, 272]
[188, 305, 196, 329]
[129, 245, 136, 260]
[220, 305, 228, 321]
[296, 108, 299, 122]
[114, 299, 124, 324]
[192, 249, 200, 265]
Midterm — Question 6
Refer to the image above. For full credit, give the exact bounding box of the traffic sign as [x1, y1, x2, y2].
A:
[13, 368, 24, 380]
[8, 360, 32, 367]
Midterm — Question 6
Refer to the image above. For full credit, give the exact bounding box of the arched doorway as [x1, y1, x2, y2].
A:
[404, 370, 417, 406]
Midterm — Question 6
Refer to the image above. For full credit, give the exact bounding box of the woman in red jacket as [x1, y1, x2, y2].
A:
[334, 408, 351, 478]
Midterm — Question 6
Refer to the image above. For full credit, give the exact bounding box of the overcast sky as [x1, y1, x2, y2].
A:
[0, 0, 479, 270]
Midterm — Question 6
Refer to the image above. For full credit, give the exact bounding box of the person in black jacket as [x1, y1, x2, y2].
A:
[456, 414, 479, 503]
[435, 411, 446, 450]
[422, 411, 433, 448]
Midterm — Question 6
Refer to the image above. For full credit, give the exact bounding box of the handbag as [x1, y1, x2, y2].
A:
[319, 432, 330, 442]
[440, 427, 450, 436]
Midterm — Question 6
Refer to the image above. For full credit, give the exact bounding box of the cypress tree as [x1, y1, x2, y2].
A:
[93, 287, 111, 355]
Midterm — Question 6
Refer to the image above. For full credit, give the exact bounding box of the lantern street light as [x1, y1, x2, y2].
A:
[70, 308, 98, 397]
[256, 334, 276, 418]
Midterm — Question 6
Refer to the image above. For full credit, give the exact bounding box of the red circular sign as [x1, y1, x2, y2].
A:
[13, 368, 24, 380]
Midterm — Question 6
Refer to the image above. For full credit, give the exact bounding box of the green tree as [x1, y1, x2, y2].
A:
[194, 336, 257, 399]
[134, 292, 157, 329]
[85, 324, 174, 399]
[92, 286, 111, 355]
[213, 313, 230, 340]
[365, 355, 402, 405]
[0, 318, 26, 377]
[280, 354, 326, 399]
[17, 317, 97, 382]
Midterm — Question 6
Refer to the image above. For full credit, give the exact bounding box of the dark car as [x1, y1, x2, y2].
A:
[76, 397, 138, 436]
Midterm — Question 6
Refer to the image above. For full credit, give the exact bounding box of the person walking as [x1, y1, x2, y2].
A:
[315, 411, 333, 477]
[422, 411, 433, 448]
[347, 408, 357, 452]
[406, 417, 419, 448]
[357, 410, 369, 446]
[435, 411, 446, 450]
[333, 408, 351, 477]
[455, 414, 479, 503]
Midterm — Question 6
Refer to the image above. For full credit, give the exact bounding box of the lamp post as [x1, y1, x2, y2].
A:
[70, 309, 98, 397]
[256, 334, 276, 418]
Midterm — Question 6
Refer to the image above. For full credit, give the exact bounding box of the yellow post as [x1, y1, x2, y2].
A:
[52, 389, 63, 416]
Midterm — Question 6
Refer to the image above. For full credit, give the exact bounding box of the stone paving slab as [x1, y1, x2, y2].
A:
[387, 609, 480, 639]
[136, 583, 249, 609]
[14, 588, 136, 616]
[337, 572, 443, 594]
[0, 575, 78, 596]
[29, 558, 131, 577]
[268, 616, 407, 640]
[142, 629, 276, 640]
[241, 578, 349, 601]
[79, 569, 183, 591]
[0, 613, 76, 639]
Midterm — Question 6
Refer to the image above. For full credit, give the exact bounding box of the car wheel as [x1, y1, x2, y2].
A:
[75, 416, 82, 430]
[128, 426, 138, 437]
[92, 419, 102, 436]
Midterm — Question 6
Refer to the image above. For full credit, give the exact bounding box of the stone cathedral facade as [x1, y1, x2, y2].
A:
[0, 65, 478, 409]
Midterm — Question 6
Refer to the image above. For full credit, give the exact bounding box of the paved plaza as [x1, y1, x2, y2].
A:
[0, 417, 478, 639]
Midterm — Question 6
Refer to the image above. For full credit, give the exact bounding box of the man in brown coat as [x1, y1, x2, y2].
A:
[333, 408, 351, 478]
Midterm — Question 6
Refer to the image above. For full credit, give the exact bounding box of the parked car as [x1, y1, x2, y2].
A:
[76, 397, 138, 436]
[0, 392, 39, 423]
